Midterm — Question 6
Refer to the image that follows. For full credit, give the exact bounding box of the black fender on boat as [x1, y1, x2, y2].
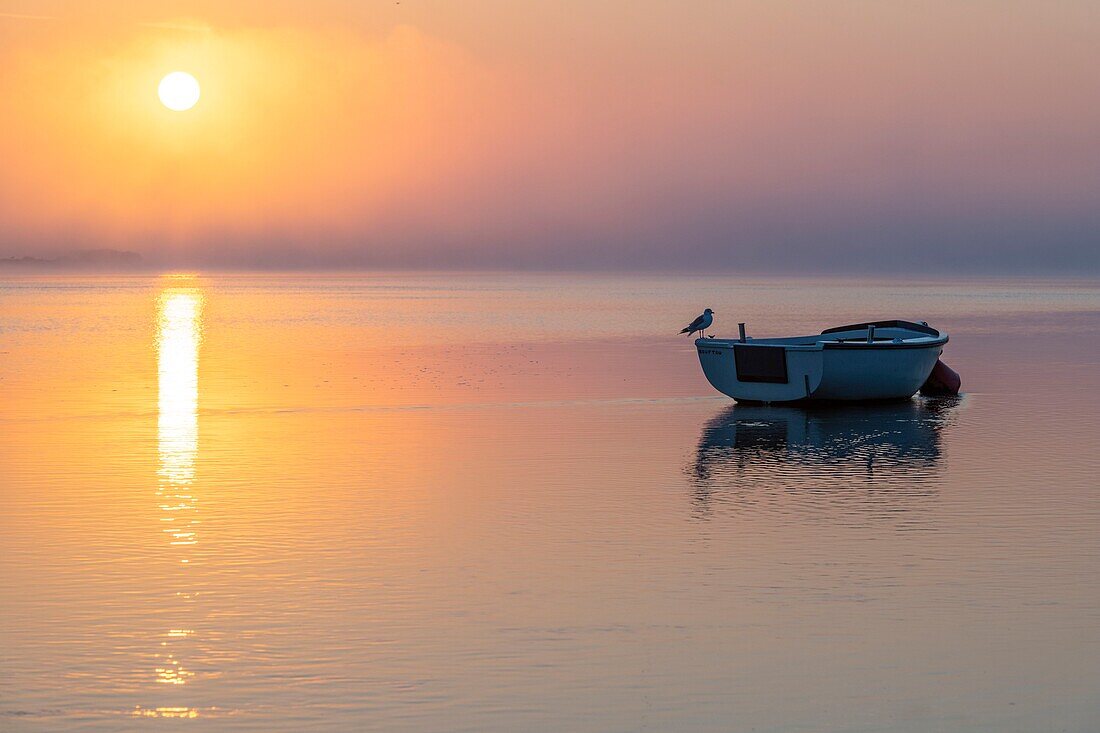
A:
[920, 360, 961, 396]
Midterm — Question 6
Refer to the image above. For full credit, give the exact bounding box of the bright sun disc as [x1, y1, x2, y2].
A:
[158, 72, 200, 111]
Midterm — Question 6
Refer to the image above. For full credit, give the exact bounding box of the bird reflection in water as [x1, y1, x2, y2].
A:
[152, 286, 204, 695]
[689, 397, 962, 523]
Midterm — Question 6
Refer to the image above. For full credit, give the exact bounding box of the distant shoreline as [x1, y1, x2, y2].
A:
[0, 249, 143, 270]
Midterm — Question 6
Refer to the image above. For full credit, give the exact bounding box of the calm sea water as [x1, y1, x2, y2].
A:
[2, 273, 1099, 732]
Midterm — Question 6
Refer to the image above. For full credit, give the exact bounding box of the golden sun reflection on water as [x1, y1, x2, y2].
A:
[157, 289, 202, 488]
[154, 287, 204, 688]
[132, 706, 200, 718]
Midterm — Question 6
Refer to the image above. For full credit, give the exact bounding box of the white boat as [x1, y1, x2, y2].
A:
[695, 320, 951, 403]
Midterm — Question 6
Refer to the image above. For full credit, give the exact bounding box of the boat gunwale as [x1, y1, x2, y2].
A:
[820, 337, 947, 350]
[695, 335, 948, 351]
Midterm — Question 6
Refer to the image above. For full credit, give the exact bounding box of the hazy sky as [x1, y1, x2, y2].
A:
[1, 1, 1098, 272]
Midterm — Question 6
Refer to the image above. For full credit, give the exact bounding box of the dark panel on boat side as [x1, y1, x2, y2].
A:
[733, 345, 789, 383]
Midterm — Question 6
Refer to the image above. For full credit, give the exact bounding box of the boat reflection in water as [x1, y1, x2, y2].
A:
[690, 397, 962, 523]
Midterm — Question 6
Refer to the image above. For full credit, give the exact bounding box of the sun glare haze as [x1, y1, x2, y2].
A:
[0, 2, 1096, 271]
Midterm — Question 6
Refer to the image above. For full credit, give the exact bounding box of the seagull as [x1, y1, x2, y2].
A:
[680, 308, 714, 338]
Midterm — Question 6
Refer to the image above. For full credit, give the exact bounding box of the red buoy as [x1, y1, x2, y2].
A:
[920, 359, 961, 396]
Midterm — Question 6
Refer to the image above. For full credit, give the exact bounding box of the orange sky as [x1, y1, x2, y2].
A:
[1, 1, 1099, 271]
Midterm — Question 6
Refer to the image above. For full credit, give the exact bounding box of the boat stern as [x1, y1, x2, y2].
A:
[696, 339, 825, 403]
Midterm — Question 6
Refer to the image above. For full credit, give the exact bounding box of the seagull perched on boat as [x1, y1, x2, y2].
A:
[680, 308, 714, 338]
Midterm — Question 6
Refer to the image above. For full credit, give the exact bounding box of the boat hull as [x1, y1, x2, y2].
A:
[695, 322, 947, 403]
[812, 344, 942, 401]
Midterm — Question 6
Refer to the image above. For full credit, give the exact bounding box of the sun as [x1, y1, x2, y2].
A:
[158, 72, 201, 112]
